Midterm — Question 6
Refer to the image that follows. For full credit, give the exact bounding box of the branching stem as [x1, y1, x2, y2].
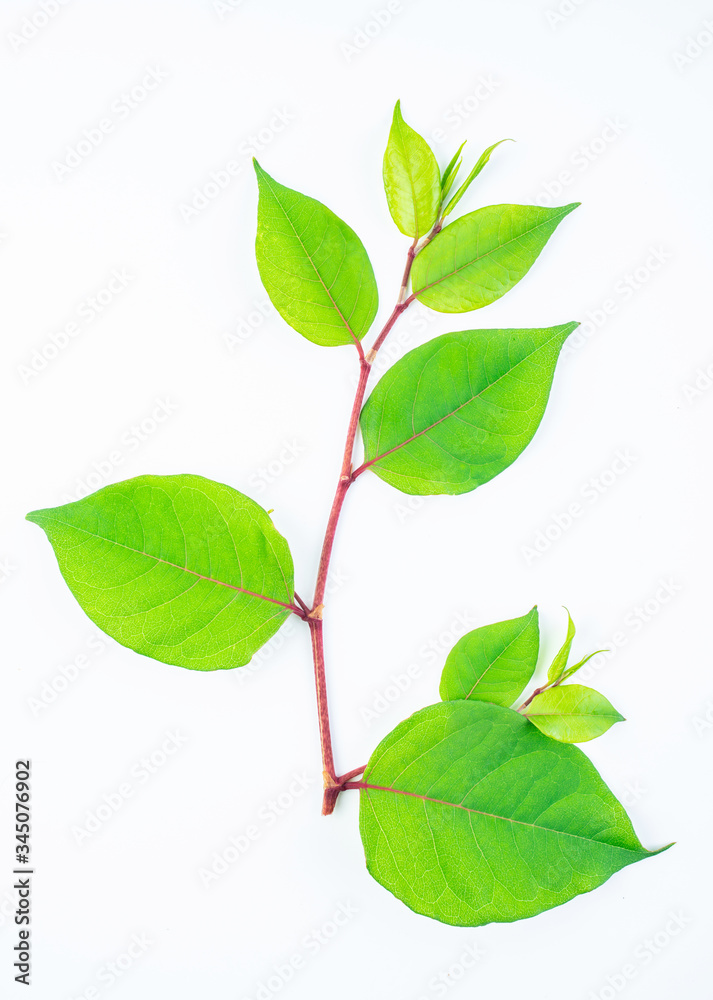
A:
[305, 234, 426, 814]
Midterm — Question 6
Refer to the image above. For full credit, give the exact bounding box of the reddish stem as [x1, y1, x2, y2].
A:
[293, 591, 311, 616]
[307, 236, 422, 814]
[336, 764, 366, 782]
[518, 684, 549, 712]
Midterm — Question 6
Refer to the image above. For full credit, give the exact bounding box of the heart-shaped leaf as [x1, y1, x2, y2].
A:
[383, 100, 441, 238]
[439, 607, 539, 706]
[358, 323, 577, 495]
[411, 202, 578, 313]
[27, 474, 296, 671]
[523, 684, 625, 743]
[254, 161, 378, 347]
[359, 701, 666, 927]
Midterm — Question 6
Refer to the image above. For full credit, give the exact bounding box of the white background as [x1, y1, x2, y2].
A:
[1, 0, 711, 997]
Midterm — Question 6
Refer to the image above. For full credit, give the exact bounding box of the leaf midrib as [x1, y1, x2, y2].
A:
[393, 116, 432, 237]
[525, 709, 622, 720]
[361, 782, 643, 854]
[364, 327, 567, 470]
[261, 171, 361, 347]
[463, 616, 534, 699]
[413, 205, 572, 297]
[36, 515, 294, 614]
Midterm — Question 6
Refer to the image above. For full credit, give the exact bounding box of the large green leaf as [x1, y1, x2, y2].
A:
[383, 100, 441, 238]
[359, 701, 665, 926]
[411, 203, 578, 313]
[254, 161, 378, 347]
[524, 684, 625, 743]
[439, 608, 539, 706]
[27, 474, 295, 671]
[358, 323, 577, 495]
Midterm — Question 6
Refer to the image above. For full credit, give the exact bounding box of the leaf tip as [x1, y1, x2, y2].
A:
[650, 840, 675, 857]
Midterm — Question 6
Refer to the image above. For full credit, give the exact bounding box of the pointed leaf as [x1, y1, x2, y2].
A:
[411, 202, 579, 313]
[439, 607, 539, 707]
[383, 100, 441, 238]
[440, 140, 466, 200]
[359, 323, 577, 495]
[359, 700, 665, 927]
[442, 139, 511, 218]
[27, 474, 295, 671]
[254, 161, 378, 347]
[547, 608, 576, 682]
[558, 649, 607, 683]
[524, 684, 625, 743]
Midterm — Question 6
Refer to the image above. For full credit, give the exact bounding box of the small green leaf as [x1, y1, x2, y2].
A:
[411, 202, 579, 313]
[439, 607, 539, 707]
[360, 700, 665, 926]
[383, 100, 441, 238]
[27, 474, 295, 671]
[359, 323, 577, 495]
[547, 608, 576, 682]
[524, 684, 625, 743]
[558, 649, 607, 682]
[440, 140, 466, 200]
[442, 139, 511, 218]
[254, 161, 378, 347]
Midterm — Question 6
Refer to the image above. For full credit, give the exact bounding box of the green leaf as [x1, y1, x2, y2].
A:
[254, 161, 378, 347]
[411, 202, 579, 313]
[558, 649, 607, 683]
[440, 140, 466, 200]
[27, 474, 296, 672]
[547, 608, 576, 682]
[442, 138, 511, 218]
[439, 607, 539, 707]
[383, 100, 441, 238]
[359, 323, 577, 495]
[524, 684, 625, 743]
[359, 700, 665, 927]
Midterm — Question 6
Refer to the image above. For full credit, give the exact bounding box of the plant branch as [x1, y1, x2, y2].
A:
[335, 764, 367, 784]
[518, 683, 551, 712]
[293, 591, 311, 616]
[308, 235, 423, 814]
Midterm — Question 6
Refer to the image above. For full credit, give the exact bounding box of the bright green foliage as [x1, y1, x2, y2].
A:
[26, 107, 664, 931]
[359, 701, 664, 926]
[558, 649, 606, 682]
[411, 203, 579, 312]
[26, 475, 295, 671]
[524, 684, 625, 743]
[547, 608, 577, 682]
[442, 139, 511, 218]
[383, 100, 441, 238]
[439, 607, 539, 706]
[254, 161, 378, 347]
[359, 324, 577, 495]
[440, 140, 466, 200]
